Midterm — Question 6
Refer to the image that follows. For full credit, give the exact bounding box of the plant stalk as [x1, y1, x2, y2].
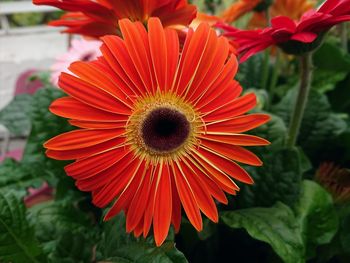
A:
[341, 23, 348, 53]
[269, 49, 281, 103]
[286, 52, 314, 148]
[261, 49, 270, 91]
[260, 8, 272, 91]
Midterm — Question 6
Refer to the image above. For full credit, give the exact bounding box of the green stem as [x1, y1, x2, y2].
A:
[341, 23, 348, 53]
[259, 8, 272, 91]
[286, 52, 314, 148]
[265, 8, 271, 27]
[261, 49, 270, 90]
[269, 50, 281, 103]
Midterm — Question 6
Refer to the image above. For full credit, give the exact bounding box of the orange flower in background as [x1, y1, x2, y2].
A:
[249, 0, 316, 29]
[33, 0, 197, 38]
[221, 0, 261, 23]
[221, 0, 315, 28]
[272, 0, 315, 19]
[190, 12, 223, 30]
[44, 18, 270, 246]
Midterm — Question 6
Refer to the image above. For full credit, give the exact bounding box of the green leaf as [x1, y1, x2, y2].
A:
[295, 180, 339, 259]
[312, 70, 347, 93]
[0, 192, 42, 263]
[221, 202, 304, 263]
[28, 200, 97, 263]
[237, 148, 303, 208]
[223, 180, 340, 262]
[339, 205, 350, 254]
[0, 94, 33, 136]
[236, 53, 264, 89]
[250, 113, 287, 152]
[21, 88, 73, 180]
[328, 73, 350, 113]
[273, 89, 347, 160]
[314, 42, 350, 72]
[315, 204, 350, 262]
[97, 214, 188, 263]
[48, 232, 93, 263]
[0, 159, 48, 196]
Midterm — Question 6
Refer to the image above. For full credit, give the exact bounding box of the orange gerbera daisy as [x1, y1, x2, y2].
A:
[44, 18, 270, 246]
[249, 0, 316, 28]
[190, 12, 223, 30]
[33, 0, 196, 38]
[221, 0, 261, 23]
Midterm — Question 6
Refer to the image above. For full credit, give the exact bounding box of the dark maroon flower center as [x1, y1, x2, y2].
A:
[141, 107, 190, 152]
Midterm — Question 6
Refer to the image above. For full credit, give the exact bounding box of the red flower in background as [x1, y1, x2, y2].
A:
[33, 0, 196, 38]
[316, 163, 350, 203]
[24, 182, 54, 208]
[220, 0, 350, 62]
[44, 18, 270, 246]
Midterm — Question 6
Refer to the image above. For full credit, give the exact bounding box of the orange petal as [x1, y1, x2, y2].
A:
[153, 164, 172, 246]
[119, 19, 154, 93]
[99, 45, 140, 97]
[68, 61, 133, 108]
[170, 173, 182, 233]
[143, 165, 158, 237]
[50, 97, 124, 122]
[175, 23, 210, 96]
[201, 139, 263, 166]
[92, 157, 142, 208]
[191, 152, 239, 194]
[164, 28, 179, 92]
[188, 36, 230, 102]
[199, 133, 270, 146]
[197, 147, 253, 185]
[133, 216, 144, 238]
[180, 160, 218, 222]
[46, 137, 126, 160]
[76, 151, 133, 192]
[103, 160, 146, 221]
[195, 56, 239, 109]
[148, 17, 168, 92]
[203, 93, 257, 122]
[59, 73, 131, 115]
[184, 156, 228, 204]
[172, 162, 203, 231]
[206, 114, 271, 133]
[101, 35, 146, 95]
[44, 129, 124, 150]
[68, 119, 127, 129]
[124, 164, 151, 231]
[64, 147, 127, 180]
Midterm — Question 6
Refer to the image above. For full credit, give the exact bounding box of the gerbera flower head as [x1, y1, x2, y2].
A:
[44, 18, 270, 246]
[51, 38, 102, 85]
[33, 0, 197, 38]
[316, 162, 350, 203]
[221, 0, 350, 62]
